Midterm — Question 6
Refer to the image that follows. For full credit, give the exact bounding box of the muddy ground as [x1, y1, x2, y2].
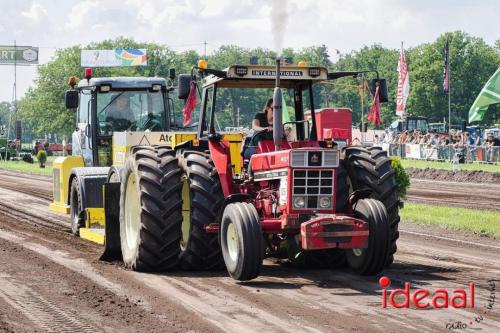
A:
[0, 169, 499, 332]
[406, 167, 500, 184]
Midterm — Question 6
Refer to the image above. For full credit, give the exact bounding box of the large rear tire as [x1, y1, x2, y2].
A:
[177, 150, 224, 270]
[119, 146, 183, 271]
[346, 198, 390, 275]
[344, 146, 400, 267]
[220, 202, 263, 281]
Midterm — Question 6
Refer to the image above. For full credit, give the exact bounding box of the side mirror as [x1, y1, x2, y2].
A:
[65, 90, 79, 109]
[370, 78, 389, 103]
[177, 74, 192, 99]
[169, 68, 176, 80]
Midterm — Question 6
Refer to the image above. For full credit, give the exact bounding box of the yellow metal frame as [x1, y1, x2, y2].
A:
[79, 207, 106, 245]
[49, 155, 84, 214]
[222, 133, 244, 176]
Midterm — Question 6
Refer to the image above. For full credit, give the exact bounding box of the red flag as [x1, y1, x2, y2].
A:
[368, 85, 381, 126]
[182, 80, 197, 126]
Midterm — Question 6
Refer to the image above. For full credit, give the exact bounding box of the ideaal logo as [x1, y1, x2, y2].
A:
[379, 277, 497, 330]
[379, 276, 475, 309]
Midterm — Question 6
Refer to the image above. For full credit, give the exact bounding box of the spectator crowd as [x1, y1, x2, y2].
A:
[374, 130, 500, 148]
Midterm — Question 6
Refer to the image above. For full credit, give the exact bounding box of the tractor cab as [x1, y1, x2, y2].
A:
[180, 61, 386, 179]
[64, 72, 176, 167]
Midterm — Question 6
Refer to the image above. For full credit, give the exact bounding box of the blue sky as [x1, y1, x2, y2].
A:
[0, 0, 498, 102]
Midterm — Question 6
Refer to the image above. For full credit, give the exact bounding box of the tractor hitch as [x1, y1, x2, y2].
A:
[300, 215, 369, 250]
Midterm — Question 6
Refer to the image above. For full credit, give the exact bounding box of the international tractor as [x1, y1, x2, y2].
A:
[50, 61, 400, 281]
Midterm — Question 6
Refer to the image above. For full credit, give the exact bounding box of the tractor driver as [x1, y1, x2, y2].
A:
[105, 94, 136, 131]
[244, 98, 274, 159]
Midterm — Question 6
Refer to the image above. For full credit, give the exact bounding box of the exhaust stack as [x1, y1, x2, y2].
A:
[273, 58, 283, 151]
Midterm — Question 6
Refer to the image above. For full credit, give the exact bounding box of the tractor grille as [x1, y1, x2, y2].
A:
[292, 169, 334, 209]
[291, 151, 339, 167]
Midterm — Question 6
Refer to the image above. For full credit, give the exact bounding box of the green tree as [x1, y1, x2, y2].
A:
[406, 31, 500, 125]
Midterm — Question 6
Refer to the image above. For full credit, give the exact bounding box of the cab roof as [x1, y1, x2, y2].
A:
[78, 77, 167, 89]
[202, 65, 329, 89]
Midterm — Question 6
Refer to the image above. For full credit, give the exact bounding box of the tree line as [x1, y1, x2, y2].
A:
[2, 31, 498, 140]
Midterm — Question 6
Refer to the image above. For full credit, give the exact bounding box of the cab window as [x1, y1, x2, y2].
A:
[96, 90, 167, 135]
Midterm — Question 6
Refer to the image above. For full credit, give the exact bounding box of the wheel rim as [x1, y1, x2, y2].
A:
[180, 178, 191, 250]
[226, 222, 239, 262]
[124, 172, 140, 250]
[71, 185, 80, 231]
[352, 248, 363, 257]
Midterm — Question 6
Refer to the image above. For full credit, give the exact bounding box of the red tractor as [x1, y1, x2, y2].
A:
[171, 60, 400, 281]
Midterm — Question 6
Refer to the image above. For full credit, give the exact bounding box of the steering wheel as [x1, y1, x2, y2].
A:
[250, 129, 273, 146]
[106, 118, 133, 132]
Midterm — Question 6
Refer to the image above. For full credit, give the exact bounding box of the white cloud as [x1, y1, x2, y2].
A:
[21, 1, 48, 21]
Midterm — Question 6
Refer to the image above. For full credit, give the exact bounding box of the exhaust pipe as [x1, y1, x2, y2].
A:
[273, 58, 283, 151]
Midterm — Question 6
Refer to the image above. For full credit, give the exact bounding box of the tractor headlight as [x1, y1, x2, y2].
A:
[293, 196, 306, 209]
[319, 196, 331, 208]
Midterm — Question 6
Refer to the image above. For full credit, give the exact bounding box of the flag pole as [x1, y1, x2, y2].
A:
[447, 39, 451, 132]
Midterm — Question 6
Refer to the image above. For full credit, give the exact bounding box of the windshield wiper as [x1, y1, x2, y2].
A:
[98, 91, 125, 115]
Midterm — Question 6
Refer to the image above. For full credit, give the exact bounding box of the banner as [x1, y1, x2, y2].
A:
[396, 42, 409, 117]
[81, 49, 148, 67]
[0, 46, 39, 65]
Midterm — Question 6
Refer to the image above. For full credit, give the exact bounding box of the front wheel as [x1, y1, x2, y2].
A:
[69, 177, 84, 236]
[346, 198, 390, 275]
[220, 202, 263, 281]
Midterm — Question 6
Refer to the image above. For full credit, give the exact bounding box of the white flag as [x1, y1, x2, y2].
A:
[396, 43, 410, 117]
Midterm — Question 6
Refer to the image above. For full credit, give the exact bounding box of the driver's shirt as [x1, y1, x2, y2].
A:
[251, 112, 273, 146]
[254, 112, 270, 128]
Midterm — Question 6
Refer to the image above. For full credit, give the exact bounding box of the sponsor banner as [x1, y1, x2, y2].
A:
[81, 49, 147, 67]
[405, 144, 422, 159]
[0, 46, 39, 65]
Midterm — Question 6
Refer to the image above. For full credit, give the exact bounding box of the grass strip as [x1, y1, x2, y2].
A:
[401, 202, 500, 237]
[0, 157, 55, 176]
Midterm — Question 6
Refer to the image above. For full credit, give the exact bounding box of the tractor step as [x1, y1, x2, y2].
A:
[300, 215, 369, 250]
[79, 228, 105, 245]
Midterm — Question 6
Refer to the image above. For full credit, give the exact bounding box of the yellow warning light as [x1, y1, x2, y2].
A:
[197, 59, 208, 69]
[298, 60, 308, 67]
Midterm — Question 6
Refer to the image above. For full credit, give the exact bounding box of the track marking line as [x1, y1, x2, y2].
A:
[400, 230, 500, 250]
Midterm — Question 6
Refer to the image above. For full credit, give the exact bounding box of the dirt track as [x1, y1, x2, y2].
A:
[407, 178, 500, 211]
[0, 169, 499, 332]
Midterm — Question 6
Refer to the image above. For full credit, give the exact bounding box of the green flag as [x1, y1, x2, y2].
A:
[469, 67, 500, 123]
[282, 93, 291, 123]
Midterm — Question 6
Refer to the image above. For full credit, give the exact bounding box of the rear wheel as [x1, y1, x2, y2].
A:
[346, 198, 390, 275]
[344, 146, 400, 266]
[177, 151, 224, 270]
[69, 177, 84, 236]
[119, 146, 183, 271]
[220, 202, 263, 281]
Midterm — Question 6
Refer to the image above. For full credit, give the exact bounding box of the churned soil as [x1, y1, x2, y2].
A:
[1, 168, 500, 332]
[406, 167, 500, 184]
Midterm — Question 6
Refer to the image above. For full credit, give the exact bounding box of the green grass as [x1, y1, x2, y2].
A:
[400, 159, 500, 173]
[0, 156, 56, 176]
[401, 202, 500, 237]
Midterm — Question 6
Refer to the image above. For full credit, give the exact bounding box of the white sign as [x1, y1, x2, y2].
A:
[81, 49, 148, 67]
